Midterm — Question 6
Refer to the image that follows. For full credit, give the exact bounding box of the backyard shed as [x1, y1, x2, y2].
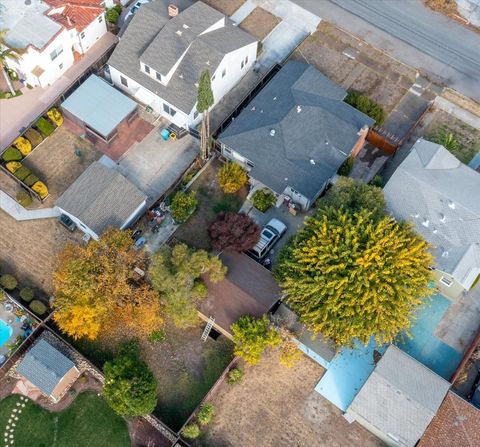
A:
[199, 251, 281, 338]
[61, 74, 138, 143]
[16, 339, 80, 403]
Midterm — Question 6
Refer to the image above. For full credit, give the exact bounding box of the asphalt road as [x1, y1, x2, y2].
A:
[292, 0, 480, 100]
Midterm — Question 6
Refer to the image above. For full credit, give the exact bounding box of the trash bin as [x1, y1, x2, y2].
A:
[160, 128, 170, 141]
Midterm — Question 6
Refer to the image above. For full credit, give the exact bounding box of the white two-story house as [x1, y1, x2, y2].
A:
[107, 1, 257, 129]
[0, 0, 107, 88]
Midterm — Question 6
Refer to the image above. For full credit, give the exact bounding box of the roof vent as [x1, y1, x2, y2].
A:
[422, 219, 429, 228]
[413, 213, 419, 219]
[440, 214, 446, 223]
[179, 73, 184, 79]
[270, 129, 276, 136]
[168, 4, 179, 17]
[442, 250, 449, 258]
[297, 105, 302, 113]
[194, 82, 198, 88]
[251, 106, 256, 111]
[273, 96, 277, 101]
[183, 24, 190, 29]
[176, 30, 182, 36]
[206, 60, 210, 65]
[433, 228, 438, 234]
[448, 200, 455, 209]
[260, 109, 263, 113]
[310, 159, 315, 165]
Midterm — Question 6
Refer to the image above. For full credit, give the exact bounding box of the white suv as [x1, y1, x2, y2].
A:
[247, 218, 287, 261]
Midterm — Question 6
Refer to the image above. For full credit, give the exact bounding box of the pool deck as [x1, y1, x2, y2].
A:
[316, 293, 463, 411]
[0, 301, 28, 358]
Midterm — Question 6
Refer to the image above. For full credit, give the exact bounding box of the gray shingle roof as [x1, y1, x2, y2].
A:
[56, 161, 146, 236]
[108, 1, 256, 114]
[384, 139, 480, 289]
[348, 345, 450, 447]
[218, 61, 374, 200]
[16, 339, 76, 396]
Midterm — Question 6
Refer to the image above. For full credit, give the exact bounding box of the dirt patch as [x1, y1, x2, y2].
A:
[292, 22, 416, 115]
[199, 0, 245, 16]
[239, 7, 281, 41]
[423, 108, 480, 163]
[423, 0, 480, 33]
[128, 418, 172, 447]
[173, 158, 247, 250]
[201, 351, 383, 446]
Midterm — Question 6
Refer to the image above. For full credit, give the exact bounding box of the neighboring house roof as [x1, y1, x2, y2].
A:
[218, 60, 374, 200]
[16, 339, 77, 396]
[56, 161, 147, 236]
[272, 302, 336, 363]
[384, 139, 480, 289]
[200, 251, 281, 335]
[0, 0, 103, 49]
[108, 1, 256, 113]
[348, 345, 451, 447]
[419, 391, 480, 447]
[61, 74, 137, 138]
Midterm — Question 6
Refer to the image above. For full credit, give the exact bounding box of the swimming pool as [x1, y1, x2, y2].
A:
[0, 320, 13, 347]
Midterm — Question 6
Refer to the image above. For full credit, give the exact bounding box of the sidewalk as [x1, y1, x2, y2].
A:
[0, 191, 59, 221]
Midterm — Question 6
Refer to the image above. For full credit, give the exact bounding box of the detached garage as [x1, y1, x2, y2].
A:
[61, 74, 138, 144]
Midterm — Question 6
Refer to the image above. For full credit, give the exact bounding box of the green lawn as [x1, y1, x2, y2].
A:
[0, 392, 130, 447]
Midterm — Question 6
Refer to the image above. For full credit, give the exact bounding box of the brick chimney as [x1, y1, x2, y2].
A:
[351, 124, 369, 158]
[168, 4, 179, 17]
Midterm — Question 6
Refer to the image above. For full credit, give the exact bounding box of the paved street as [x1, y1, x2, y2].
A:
[292, 0, 480, 101]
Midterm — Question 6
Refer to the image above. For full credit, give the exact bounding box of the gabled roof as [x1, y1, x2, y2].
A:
[17, 339, 76, 396]
[348, 345, 450, 447]
[419, 391, 480, 447]
[200, 251, 281, 335]
[45, 0, 104, 32]
[384, 139, 480, 289]
[218, 61, 374, 200]
[108, 1, 256, 113]
[56, 161, 146, 236]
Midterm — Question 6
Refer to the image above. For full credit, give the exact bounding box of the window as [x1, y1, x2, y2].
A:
[59, 63, 63, 70]
[120, 75, 128, 87]
[98, 15, 103, 23]
[222, 68, 226, 78]
[211, 74, 215, 81]
[222, 146, 231, 154]
[440, 276, 453, 287]
[193, 110, 199, 119]
[246, 160, 254, 168]
[50, 45, 63, 61]
[245, 55, 248, 65]
[241, 60, 244, 69]
[163, 103, 177, 117]
[144, 64, 151, 74]
[156, 72, 162, 81]
[80, 31, 85, 39]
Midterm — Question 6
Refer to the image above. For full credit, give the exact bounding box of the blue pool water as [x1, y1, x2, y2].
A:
[0, 320, 13, 347]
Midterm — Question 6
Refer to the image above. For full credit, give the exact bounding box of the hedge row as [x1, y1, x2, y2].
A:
[4, 160, 48, 199]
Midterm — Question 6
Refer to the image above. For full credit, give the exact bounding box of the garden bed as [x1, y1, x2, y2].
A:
[173, 158, 247, 250]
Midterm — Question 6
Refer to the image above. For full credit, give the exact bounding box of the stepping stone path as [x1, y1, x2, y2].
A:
[3, 398, 28, 447]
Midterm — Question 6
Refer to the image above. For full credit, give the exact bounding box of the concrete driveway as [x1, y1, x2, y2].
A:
[101, 121, 198, 205]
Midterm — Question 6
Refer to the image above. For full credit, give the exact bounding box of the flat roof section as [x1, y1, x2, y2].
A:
[61, 74, 137, 138]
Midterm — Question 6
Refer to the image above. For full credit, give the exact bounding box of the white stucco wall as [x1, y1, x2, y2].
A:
[76, 12, 107, 54]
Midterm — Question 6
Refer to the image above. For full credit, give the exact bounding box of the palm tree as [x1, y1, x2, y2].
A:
[0, 29, 23, 96]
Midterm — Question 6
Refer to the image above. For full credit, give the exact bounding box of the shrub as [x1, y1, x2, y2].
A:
[0, 274, 17, 291]
[16, 190, 32, 207]
[7, 69, 18, 81]
[113, 4, 122, 13]
[24, 128, 43, 148]
[170, 190, 197, 223]
[227, 367, 244, 385]
[370, 175, 383, 187]
[344, 91, 385, 124]
[14, 166, 32, 182]
[251, 188, 276, 212]
[5, 161, 22, 174]
[24, 173, 39, 187]
[208, 212, 261, 252]
[32, 181, 48, 199]
[29, 300, 47, 316]
[181, 423, 200, 439]
[197, 403, 215, 425]
[19, 287, 35, 302]
[337, 155, 354, 176]
[148, 329, 166, 344]
[2, 147, 22, 162]
[106, 8, 120, 24]
[35, 117, 55, 137]
[47, 107, 63, 127]
[13, 137, 32, 156]
[216, 162, 247, 193]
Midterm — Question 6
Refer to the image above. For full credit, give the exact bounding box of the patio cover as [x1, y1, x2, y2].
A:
[61, 74, 137, 139]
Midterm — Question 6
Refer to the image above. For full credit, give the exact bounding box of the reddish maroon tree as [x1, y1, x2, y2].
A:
[209, 212, 261, 252]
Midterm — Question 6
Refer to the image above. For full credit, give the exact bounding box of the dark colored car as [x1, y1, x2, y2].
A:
[58, 214, 76, 232]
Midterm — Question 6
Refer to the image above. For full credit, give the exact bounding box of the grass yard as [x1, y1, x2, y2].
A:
[0, 392, 130, 447]
[174, 158, 247, 250]
[239, 7, 280, 41]
[424, 109, 480, 164]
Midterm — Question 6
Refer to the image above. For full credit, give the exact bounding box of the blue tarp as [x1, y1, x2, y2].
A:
[61, 74, 136, 138]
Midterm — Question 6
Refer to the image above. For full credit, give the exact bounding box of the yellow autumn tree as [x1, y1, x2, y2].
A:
[53, 228, 163, 340]
[274, 208, 433, 347]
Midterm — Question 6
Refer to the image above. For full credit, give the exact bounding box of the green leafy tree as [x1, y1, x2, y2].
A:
[319, 177, 385, 221]
[0, 29, 24, 96]
[103, 341, 157, 417]
[275, 208, 433, 347]
[197, 69, 214, 159]
[216, 162, 247, 193]
[231, 315, 281, 365]
[149, 243, 226, 328]
[344, 91, 385, 124]
[251, 188, 276, 212]
[170, 190, 197, 223]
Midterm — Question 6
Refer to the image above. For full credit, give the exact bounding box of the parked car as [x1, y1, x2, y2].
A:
[247, 218, 287, 261]
[58, 214, 76, 232]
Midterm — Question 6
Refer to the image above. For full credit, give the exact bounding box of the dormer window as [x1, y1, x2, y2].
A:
[144, 64, 151, 74]
[156, 72, 162, 81]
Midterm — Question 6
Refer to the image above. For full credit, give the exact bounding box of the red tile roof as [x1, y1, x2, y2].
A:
[45, 1, 104, 32]
[419, 391, 480, 447]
